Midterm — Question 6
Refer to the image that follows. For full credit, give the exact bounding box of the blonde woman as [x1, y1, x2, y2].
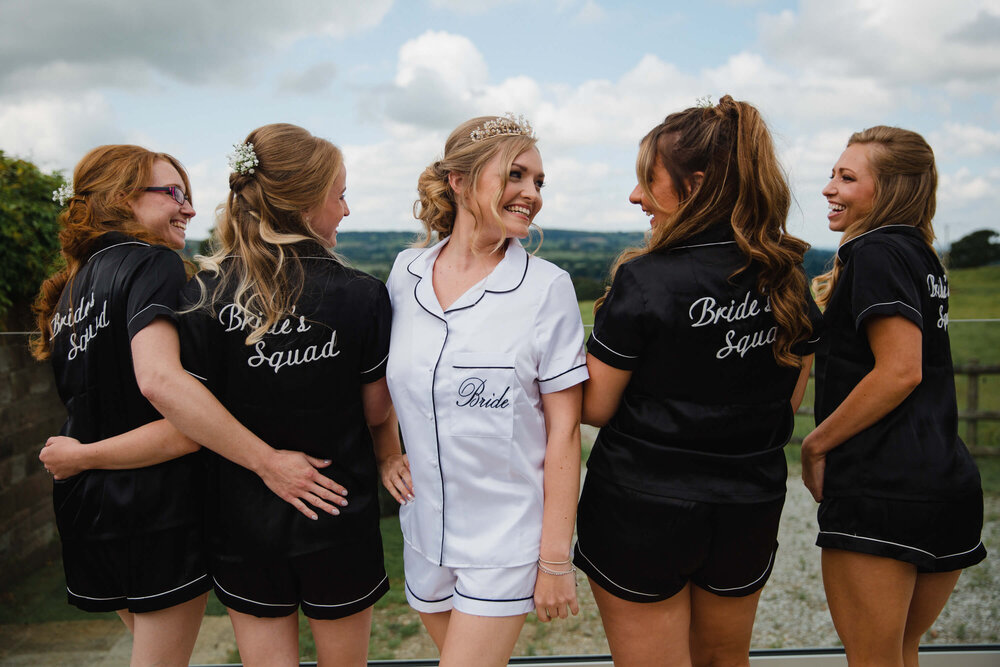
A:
[382, 114, 587, 666]
[805, 126, 985, 665]
[577, 96, 820, 666]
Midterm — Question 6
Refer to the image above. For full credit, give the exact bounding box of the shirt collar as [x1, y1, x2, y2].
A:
[88, 231, 150, 261]
[837, 224, 923, 263]
[407, 236, 530, 314]
[671, 220, 735, 251]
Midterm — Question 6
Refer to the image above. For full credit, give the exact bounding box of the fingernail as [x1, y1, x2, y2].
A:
[407, 493, 414, 501]
[310, 514, 318, 521]
[331, 508, 340, 515]
[323, 459, 331, 464]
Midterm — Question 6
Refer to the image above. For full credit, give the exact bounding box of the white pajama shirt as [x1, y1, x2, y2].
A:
[386, 237, 588, 568]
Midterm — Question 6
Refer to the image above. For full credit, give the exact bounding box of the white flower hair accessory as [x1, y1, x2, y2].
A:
[227, 142, 259, 175]
[695, 95, 713, 108]
[52, 183, 74, 207]
[470, 113, 535, 142]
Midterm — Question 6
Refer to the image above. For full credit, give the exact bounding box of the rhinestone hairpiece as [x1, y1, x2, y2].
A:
[695, 95, 713, 108]
[227, 142, 259, 175]
[469, 113, 535, 142]
[52, 183, 74, 207]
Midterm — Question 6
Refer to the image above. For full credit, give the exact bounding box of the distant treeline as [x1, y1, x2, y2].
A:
[188, 230, 835, 301]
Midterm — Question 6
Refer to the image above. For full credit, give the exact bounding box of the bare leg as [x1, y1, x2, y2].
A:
[689, 586, 762, 667]
[227, 608, 300, 667]
[419, 610, 452, 653]
[117, 609, 135, 634]
[589, 577, 692, 667]
[822, 548, 916, 667]
[437, 611, 526, 667]
[129, 592, 207, 667]
[901, 570, 962, 667]
[309, 606, 374, 667]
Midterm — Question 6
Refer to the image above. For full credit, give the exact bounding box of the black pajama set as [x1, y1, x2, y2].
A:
[574, 223, 822, 601]
[49, 232, 209, 613]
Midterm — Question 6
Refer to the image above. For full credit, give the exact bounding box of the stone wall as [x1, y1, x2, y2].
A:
[0, 335, 65, 588]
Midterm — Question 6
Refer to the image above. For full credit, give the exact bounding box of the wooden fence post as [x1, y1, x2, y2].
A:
[966, 360, 979, 449]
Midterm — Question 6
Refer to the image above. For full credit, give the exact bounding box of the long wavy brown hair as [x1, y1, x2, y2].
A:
[190, 123, 343, 345]
[812, 126, 938, 308]
[413, 115, 539, 251]
[31, 145, 192, 360]
[598, 95, 812, 367]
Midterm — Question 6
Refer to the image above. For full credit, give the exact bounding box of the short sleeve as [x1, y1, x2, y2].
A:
[792, 281, 824, 356]
[587, 263, 646, 370]
[177, 278, 224, 393]
[848, 242, 924, 330]
[535, 271, 588, 394]
[125, 249, 186, 339]
[360, 280, 392, 383]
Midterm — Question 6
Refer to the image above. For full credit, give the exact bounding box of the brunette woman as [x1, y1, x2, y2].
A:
[576, 96, 820, 666]
[804, 126, 985, 666]
[383, 114, 587, 666]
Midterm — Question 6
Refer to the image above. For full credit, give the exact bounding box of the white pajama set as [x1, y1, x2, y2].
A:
[386, 237, 588, 616]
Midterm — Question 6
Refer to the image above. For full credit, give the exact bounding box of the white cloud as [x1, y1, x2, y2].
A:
[426, 0, 510, 12]
[574, 1, 607, 24]
[939, 167, 994, 202]
[0, 93, 123, 169]
[759, 0, 1000, 88]
[930, 123, 1000, 158]
[0, 0, 393, 92]
[277, 62, 339, 95]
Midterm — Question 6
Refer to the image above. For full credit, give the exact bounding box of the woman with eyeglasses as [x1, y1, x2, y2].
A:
[32, 145, 209, 664]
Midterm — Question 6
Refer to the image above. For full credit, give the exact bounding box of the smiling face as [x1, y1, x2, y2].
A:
[630, 153, 684, 228]
[823, 143, 877, 233]
[465, 146, 544, 244]
[305, 167, 349, 248]
[129, 159, 195, 249]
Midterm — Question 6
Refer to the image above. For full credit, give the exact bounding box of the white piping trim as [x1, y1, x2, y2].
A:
[855, 300, 921, 326]
[129, 573, 208, 600]
[88, 241, 149, 262]
[836, 224, 917, 262]
[674, 240, 737, 251]
[184, 369, 208, 382]
[213, 576, 296, 607]
[66, 586, 126, 601]
[705, 550, 774, 592]
[590, 331, 638, 359]
[362, 352, 390, 375]
[818, 530, 963, 559]
[302, 574, 388, 608]
[127, 303, 172, 328]
[576, 541, 659, 597]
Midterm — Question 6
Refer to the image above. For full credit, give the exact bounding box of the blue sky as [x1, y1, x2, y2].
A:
[1, 0, 997, 249]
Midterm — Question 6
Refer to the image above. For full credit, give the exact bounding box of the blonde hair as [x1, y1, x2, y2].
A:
[812, 126, 937, 307]
[192, 123, 343, 344]
[31, 145, 192, 360]
[599, 95, 812, 367]
[413, 115, 538, 249]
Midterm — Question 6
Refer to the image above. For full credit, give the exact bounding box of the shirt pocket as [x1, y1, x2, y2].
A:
[443, 353, 516, 439]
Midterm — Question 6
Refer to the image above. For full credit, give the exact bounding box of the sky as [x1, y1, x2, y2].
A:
[1, 0, 998, 250]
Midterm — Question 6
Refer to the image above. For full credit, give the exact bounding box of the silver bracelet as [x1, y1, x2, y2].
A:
[537, 563, 577, 576]
[538, 556, 572, 566]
